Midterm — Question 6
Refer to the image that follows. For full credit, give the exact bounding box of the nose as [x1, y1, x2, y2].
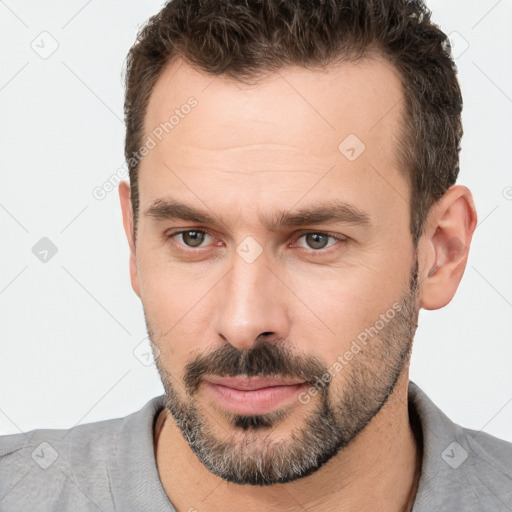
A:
[211, 248, 291, 351]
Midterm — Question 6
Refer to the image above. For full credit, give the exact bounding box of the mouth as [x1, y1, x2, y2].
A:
[202, 375, 309, 415]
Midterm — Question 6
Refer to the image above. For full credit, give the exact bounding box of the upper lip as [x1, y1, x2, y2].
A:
[203, 376, 306, 391]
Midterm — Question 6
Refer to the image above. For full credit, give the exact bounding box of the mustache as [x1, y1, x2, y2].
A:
[183, 338, 328, 394]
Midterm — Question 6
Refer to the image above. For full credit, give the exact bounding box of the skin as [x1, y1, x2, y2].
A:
[118, 55, 477, 511]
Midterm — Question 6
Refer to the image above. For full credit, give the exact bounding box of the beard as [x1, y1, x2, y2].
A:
[148, 256, 420, 486]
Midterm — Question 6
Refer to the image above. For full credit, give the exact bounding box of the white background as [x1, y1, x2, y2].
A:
[0, 0, 511, 443]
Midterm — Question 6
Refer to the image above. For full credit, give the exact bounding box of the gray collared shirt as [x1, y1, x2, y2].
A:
[1, 381, 511, 511]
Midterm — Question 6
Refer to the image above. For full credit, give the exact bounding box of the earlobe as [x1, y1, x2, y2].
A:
[118, 181, 141, 298]
[419, 185, 477, 310]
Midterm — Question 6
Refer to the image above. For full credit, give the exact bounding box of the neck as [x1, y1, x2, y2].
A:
[155, 370, 421, 512]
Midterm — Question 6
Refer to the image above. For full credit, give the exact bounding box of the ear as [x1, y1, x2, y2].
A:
[417, 185, 477, 310]
[118, 181, 141, 298]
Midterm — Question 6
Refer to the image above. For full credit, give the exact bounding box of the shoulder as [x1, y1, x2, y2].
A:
[440, 424, 512, 511]
[0, 416, 122, 512]
[0, 394, 168, 512]
[409, 381, 512, 511]
[460, 424, 512, 497]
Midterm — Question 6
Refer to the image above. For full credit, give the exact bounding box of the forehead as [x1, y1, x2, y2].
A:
[144, 54, 404, 148]
[138, 55, 408, 225]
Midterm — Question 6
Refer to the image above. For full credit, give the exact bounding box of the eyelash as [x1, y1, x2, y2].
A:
[167, 229, 347, 256]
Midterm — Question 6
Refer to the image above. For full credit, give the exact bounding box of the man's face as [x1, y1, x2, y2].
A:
[129, 56, 420, 485]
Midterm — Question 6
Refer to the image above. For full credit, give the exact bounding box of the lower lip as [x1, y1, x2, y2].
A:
[204, 381, 309, 415]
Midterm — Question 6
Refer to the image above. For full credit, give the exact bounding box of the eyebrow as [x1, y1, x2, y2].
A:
[144, 198, 371, 230]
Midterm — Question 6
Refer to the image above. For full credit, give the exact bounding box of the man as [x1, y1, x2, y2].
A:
[1, 0, 511, 510]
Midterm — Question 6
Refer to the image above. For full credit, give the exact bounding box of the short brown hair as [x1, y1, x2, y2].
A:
[123, 0, 462, 246]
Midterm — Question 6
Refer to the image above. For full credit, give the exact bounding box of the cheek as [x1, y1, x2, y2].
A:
[137, 239, 202, 314]
[287, 256, 408, 356]
[137, 254, 219, 368]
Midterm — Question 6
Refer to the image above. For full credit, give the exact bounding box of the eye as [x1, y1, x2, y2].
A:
[169, 230, 213, 248]
[167, 229, 346, 256]
[294, 232, 346, 252]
